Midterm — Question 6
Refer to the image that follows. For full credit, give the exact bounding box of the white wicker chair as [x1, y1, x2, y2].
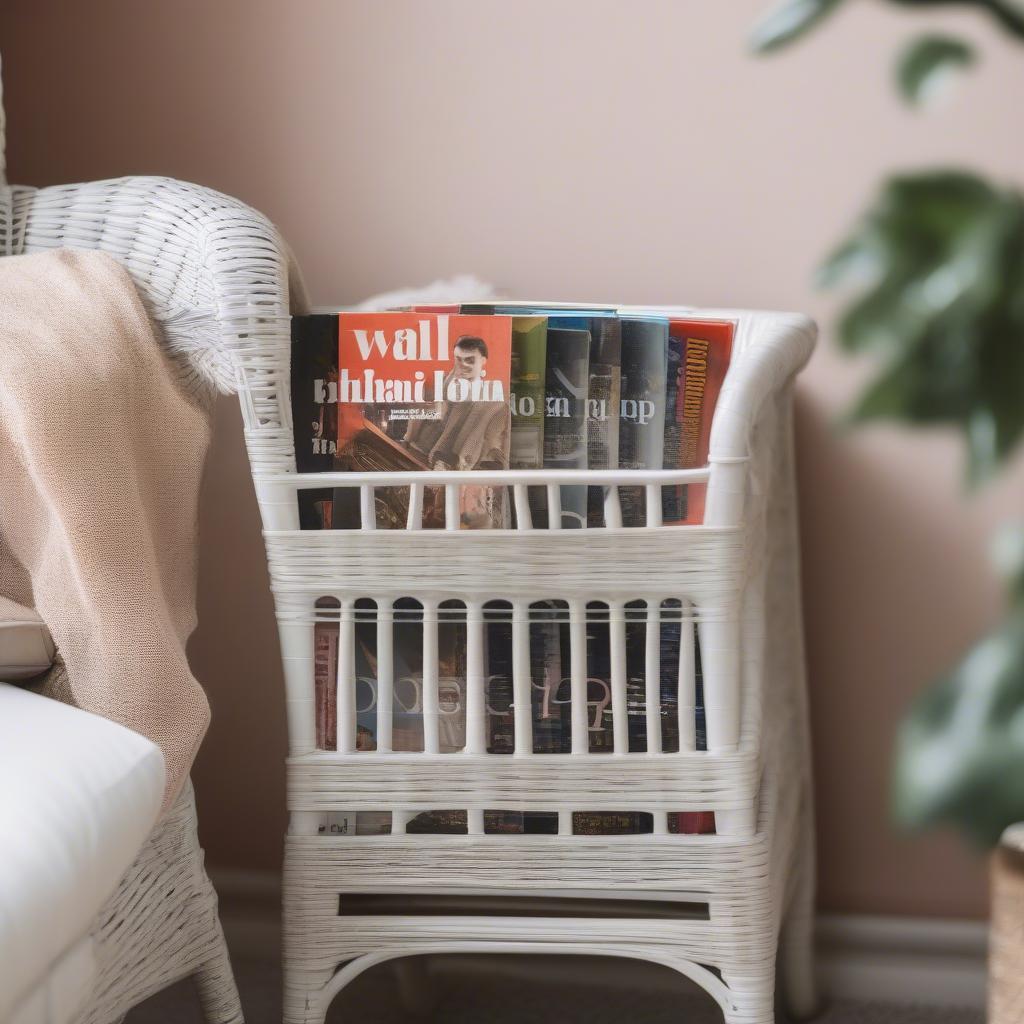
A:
[0, 176, 258, 1024]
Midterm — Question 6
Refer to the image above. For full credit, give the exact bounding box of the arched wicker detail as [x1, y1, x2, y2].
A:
[316, 944, 734, 1021]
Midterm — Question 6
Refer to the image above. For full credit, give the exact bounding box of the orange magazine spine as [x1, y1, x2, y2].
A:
[665, 319, 734, 525]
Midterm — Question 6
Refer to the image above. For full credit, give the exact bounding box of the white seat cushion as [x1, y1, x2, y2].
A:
[0, 597, 55, 681]
[0, 682, 165, 1023]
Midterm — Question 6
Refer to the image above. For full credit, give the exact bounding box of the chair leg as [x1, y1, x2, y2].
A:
[192, 930, 245, 1024]
[283, 965, 335, 1024]
[722, 967, 775, 1024]
[778, 794, 819, 1020]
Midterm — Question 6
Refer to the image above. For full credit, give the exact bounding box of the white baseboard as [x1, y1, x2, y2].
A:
[817, 913, 986, 1010]
[209, 869, 988, 1011]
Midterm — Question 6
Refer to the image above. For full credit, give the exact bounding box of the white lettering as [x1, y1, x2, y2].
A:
[352, 328, 389, 360]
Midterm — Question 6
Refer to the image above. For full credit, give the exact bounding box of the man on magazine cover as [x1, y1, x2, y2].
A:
[403, 335, 509, 472]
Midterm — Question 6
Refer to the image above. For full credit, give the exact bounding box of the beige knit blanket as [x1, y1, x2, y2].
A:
[0, 249, 212, 813]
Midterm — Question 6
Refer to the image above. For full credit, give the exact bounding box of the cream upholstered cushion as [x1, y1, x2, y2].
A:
[0, 681, 165, 1023]
[0, 596, 55, 681]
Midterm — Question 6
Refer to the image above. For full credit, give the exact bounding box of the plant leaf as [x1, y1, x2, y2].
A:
[896, 35, 976, 106]
[892, 607, 1024, 848]
[987, 0, 1024, 39]
[887, 0, 1024, 43]
[819, 171, 1024, 483]
[750, 0, 846, 53]
[991, 523, 1024, 603]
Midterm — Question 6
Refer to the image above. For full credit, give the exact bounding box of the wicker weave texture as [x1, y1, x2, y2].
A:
[263, 303, 817, 1023]
[74, 783, 242, 1024]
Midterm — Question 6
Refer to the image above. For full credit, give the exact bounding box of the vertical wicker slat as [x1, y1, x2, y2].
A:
[609, 601, 628, 754]
[678, 602, 698, 753]
[375, 602, 395, 754]
[568, 602, 589, 754]
[421, 601, 440, 755]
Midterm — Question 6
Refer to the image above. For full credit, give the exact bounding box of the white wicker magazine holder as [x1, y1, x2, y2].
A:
[262, 309, 818, 1020]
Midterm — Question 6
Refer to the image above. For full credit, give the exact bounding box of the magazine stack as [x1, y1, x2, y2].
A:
[291, 303, 732, 837]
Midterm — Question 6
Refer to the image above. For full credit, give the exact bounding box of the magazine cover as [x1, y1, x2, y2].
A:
[438, 605, 468, 753]
[572, 812, 653, 835]
[584, 604, 614, 753]
[619, 317, 668, 527]
[406, 810, 468, 834]
[291, 315, 342, 529]
[314, 612, 339, 751]
[391, 597, 427, 751]
[584, 316, 622, 527]
[354, 603, 379, 751]
[484, 603, 515, 754]
[624, 601, 648, 752]
[319, 812, 392, 836]
[325, 311, 513, 528]
[663, 318, 734, 525]
[483, 810, 559, 834]
[509, 316, 548, 470]
[533, 326, 590, 529]
[530, 601, 572, 754]
[669, 811, 717, 834]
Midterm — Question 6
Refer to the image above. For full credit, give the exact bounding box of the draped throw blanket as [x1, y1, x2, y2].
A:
[0, 249, 212, 813]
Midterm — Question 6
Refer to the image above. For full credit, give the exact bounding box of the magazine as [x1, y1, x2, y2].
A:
[291, 315, 344, 530]
[294, 304, 730, 839]
[585, 317, 622, 526]
[509, 316, 548, 470]
[529, 601, 572, 754]
[618, 318, 668, 527]
[584, 603, 614, 753]
[537, 326, 590, 528]
[319, 811, 392, 836]
[663, 318, 735, 525]
[313, 601, 339, 752]
[484, 602, 515, 754]
[293, 311, 514, 529]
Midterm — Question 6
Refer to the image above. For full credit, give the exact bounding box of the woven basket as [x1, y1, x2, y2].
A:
[250, 305, 820, 1024]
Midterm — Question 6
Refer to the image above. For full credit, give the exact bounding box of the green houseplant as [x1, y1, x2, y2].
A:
[752, 0, 1024, 849]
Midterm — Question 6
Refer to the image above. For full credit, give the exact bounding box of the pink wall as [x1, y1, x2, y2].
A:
[4, 0, 1023, 918]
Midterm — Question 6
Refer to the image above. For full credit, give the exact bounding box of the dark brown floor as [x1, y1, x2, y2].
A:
[127, 954, 984, 1024]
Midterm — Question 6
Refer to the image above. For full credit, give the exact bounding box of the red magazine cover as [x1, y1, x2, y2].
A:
[334, 312, 513, 528]
[664, 318, 734, 525]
